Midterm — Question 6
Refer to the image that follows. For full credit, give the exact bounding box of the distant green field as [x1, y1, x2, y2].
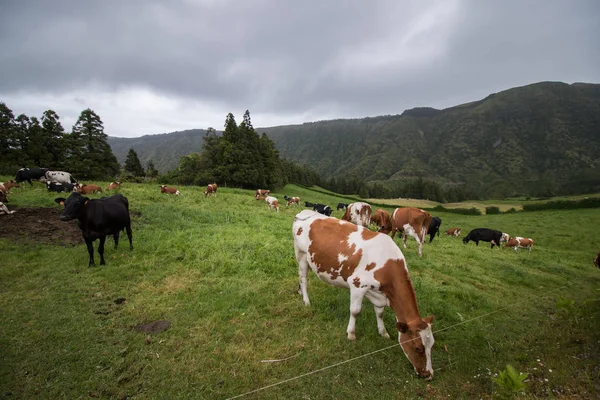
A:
[1, 179, 599, 399]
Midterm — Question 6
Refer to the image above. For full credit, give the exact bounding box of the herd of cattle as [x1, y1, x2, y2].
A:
[3, 171, 597, 379]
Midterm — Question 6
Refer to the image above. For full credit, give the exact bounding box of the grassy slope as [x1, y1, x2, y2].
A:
[1, 180, 599, 399]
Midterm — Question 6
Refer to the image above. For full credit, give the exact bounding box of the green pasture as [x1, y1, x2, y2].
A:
[1, 179, 599, 399]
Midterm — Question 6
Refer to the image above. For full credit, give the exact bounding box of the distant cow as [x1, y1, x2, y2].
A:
[293, 210, 435, 379]
[0, 201, 14, 215]
[46, 181, 76, 193]
[204, 183, 217, 197]
[106, 182, 121, 191]
[286, 196, 300, 207]
[389, 208, 432, 257]
[462, 228, 503, 249]
[337, 202, 349, 211]
[342, 202, 372, 227]
[504, 237, 534, 253]
[15, 167, 49, 185]
[0, 180, 19, 193]
[304, 201, 315, 208]
[160, 185, 180, 195]
[256, 189, 270, 200]
[445, 228, 461, 237]
[312, 203, 332, 216]
[427, 217, 442, 243]
[371, 209, 392, 233]
[501, 232, 510, 244]
[75, 184, 103, 195]
[265, 195, 279, 212]
[594, 252, 599, 269]
[55, 192, 133, 266]
[45, 170, 77, 185]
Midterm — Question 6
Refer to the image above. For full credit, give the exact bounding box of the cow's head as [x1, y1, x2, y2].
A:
[397, 316, 435, 379]
[55, 192, 89, 221]
[501, 233, 510, 243]
[462, 237, 469, 244]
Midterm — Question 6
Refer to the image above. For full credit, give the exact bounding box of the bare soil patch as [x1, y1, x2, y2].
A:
[0, 207, 83, 246]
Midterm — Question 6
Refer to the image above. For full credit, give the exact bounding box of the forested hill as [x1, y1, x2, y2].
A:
[108, 129, 209, 173]
[108, 81, 600, 197]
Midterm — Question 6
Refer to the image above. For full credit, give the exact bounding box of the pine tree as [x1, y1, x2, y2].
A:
[0, 102, 16, 169]
[124, 148, 145, 177]
[41, 110, 66, 169]
[146, 160, 159, 179]
[27, 117, 47, 167]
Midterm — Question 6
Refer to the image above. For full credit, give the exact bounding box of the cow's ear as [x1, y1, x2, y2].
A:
[396, 321, 409, 333]
[55, 198, 65, 206]
[423, 315, 435, 325]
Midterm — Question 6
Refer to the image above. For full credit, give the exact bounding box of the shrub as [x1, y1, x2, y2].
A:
[486, 206, 501, 214]
[492, 364, 528, 399]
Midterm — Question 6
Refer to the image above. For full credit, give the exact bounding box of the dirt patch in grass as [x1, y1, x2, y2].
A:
[0, 207, 83, 246]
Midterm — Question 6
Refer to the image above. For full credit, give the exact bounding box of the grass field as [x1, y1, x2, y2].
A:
[1, 179, 599, 399]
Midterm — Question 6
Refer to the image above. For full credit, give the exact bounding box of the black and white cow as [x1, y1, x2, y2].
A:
[462, 228, 503, 249]
[428, 217, 442, 243]
[304, 201, 315, 208]
[337, 202, 349, 211]
[46, 181, 77, 193]
[312, 203, 333, 216]
[55, 192, 133, 266]
[15, 167, 49, 185]
[45, 170, 77, 185]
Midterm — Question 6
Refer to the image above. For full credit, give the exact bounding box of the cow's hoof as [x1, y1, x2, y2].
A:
[347, 333, 356, 341]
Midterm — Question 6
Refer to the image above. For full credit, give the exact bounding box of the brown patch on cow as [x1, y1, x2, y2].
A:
[365, 262, 377, 271]
[341, 207, 351, 221]
[373, 258, 421, 322]
[296, 227, 303, 236]
[353, 277, 361, 287]
[361, 228, 378, 241]
[308, 218, 362, 281]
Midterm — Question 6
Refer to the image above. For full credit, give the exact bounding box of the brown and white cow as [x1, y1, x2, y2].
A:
[389, 208, 432, 257]
[286, 196, 300, 207]
[75, 184, 103, 194]
[204, 183, 218, 197]
[265, 195, 279, 212]
[0, 180, 20, 193]
[0, 190, 9, 203]
[444, 228, 461, 237]
[0, 201, 14, 215]
[293, 210, 435, 378]
[105, 181, 121, 191]
[160, 185, 180, 195]
[342, 202, 372, 227]
[255, 189, 270, 200]
[372, 209, 392, 233]
[504, 237, 534, 253]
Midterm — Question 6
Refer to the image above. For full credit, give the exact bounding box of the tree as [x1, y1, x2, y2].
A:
[146, 160, 159, 179]
[124, 148, 145, 177]
[41, 110, 66, 169]
[0, 102, 16, 170]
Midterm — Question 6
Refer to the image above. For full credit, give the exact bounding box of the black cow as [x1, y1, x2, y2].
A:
[305, 201, 315, 208]
[15, 167, 49, 185]
[428, 216, 442, 243]
[337, 202, 349, 211]
[312, 203, 333, 216]
[462, 228, 503, 249]
[55, 192, 133, 266]
[46, 181, 76, 193]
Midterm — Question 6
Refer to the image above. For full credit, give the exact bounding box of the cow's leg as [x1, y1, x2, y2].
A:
[365, 292, 390, 339]
[85, 238, 96, 267]
[113, 232, 120, 249]
[98, 236, 107, 265]
[295, 249, 310, 306]
[347, 288, 367, 341]
[126, 224, 133, 250]
[475, 240, 479, 246]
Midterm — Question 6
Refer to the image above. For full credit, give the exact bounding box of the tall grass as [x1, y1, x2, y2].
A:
[1, 180, 599, 399]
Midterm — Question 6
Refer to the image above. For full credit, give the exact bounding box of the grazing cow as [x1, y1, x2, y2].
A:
[160, 185, 180, 195]
[265, 195, 279, 212]
[46, 181, 76, 193]
[427, 217, 442, 243]
[504, 237, 534, 253]
[372, 209, 392, 234]
[0, 180, 19, 193]
[445, 228, 461, 237]
[256, 189, 270, 200]
[389, 208, 432, 257]
[462, 228, 503, 249]
[55, 192, 133, 266]
[312, 203, 333, 216]
[75, 184, 103, 194]
[45, 170, 77, 185]
[106, 181, 121, 191]
[337, 202, 349, 211]
[15, 167, 49, 185]
[501, 232, 510, 244]
[342, 202, 372, 227]
[286, 196, 300, 207]
[0, 201, 14, 215]
[293, 210, 435, 379]
[204, 183, 218, 197]
[594, 252, 599, 269]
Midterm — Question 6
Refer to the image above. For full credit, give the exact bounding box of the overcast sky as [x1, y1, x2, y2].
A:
[1, 0, 599, 138]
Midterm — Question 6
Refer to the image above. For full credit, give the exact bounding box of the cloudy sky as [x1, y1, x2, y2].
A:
[1, 0, 599, 138]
